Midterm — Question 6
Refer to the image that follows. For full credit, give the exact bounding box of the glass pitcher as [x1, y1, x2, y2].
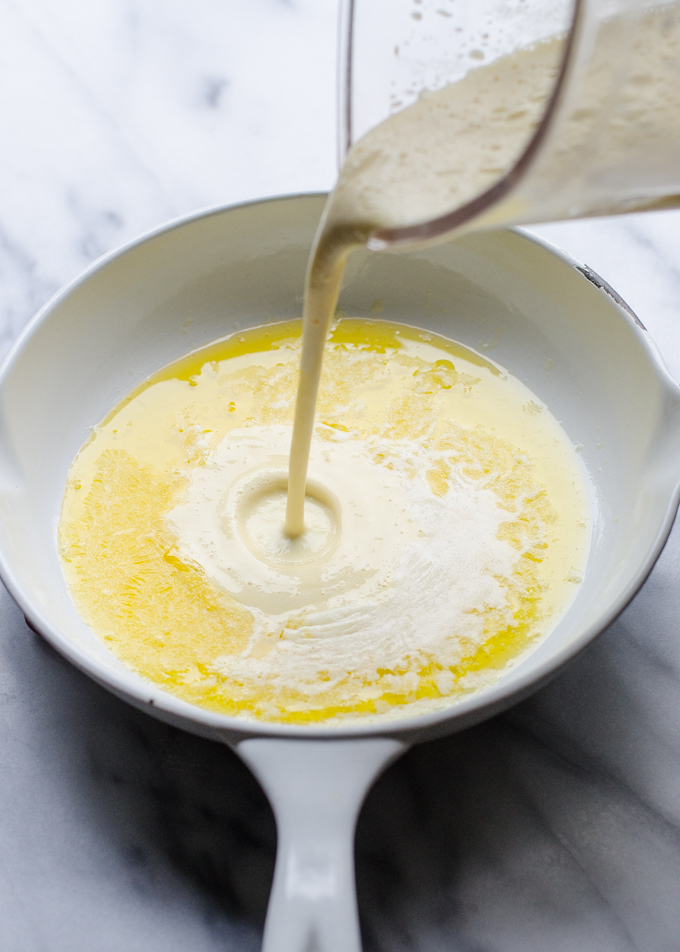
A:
[338, 0, 680, 249]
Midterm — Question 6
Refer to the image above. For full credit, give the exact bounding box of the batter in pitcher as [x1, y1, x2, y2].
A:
[55, 15, 617, 723]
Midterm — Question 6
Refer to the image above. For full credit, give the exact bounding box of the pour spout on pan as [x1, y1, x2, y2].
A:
[237, 736, 407, 952]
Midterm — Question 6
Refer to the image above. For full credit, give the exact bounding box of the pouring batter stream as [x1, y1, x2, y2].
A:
[55, 21, 613, 724]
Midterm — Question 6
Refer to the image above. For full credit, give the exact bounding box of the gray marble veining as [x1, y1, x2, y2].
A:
[3, 527, 680, 951]
[2, 0, 680, 949]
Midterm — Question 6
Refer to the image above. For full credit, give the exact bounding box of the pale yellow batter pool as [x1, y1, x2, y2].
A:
[58, 319, 588, 725]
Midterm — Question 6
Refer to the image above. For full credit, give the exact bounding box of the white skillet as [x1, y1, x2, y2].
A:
[0, 194, 678, 952]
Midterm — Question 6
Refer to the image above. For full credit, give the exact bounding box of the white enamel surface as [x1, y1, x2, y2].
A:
[2, 4, 680, 948]
[2, 195, 680, 952]
[0, 194, 679, 746]
[238, 737, 405, 952]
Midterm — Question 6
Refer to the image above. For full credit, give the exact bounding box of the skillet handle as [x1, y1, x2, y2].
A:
[237, 737, 406, 952]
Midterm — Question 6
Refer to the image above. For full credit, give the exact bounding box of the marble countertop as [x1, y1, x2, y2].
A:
[2, 1, 680, 949]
